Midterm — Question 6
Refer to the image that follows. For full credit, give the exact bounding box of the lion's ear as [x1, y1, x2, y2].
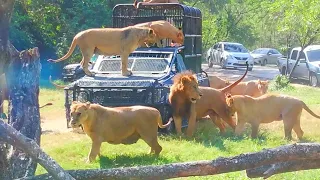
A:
[225, 93, 233, 106]
[85, 102, 91, 108]
[177, 31, 183, 38]
[181, 76, 190, 84]
[257, 79, 261, 84]
[148, 29, 154, 35]
[72, 101, 78, 105]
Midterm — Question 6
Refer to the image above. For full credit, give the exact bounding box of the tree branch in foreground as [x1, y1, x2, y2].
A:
[246, 159, 320, 179]
[22, 143, 320, 180]
[0, 120, 75, 180]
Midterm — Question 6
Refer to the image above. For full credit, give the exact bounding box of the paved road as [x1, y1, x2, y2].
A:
[201, 64, 280, 82]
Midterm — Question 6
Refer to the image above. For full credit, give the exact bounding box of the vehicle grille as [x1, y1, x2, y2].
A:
[235, 57, 248, 60]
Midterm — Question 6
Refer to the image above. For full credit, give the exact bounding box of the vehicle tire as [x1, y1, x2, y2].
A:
[208, 58, 213, 68]
[281, 67, 286, 75]
[248, 67, 253, 71]
[309, 73, 318, 87]
[220, 58, 226, 69]
[261, 59, 267, 66]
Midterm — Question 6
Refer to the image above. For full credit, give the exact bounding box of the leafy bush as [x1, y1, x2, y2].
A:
[270, 75, 293, 90]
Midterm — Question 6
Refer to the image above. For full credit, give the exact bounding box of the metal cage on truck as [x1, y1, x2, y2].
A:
[112, 3, 202, 73]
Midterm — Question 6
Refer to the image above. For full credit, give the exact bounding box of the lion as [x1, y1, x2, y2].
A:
[210, 76, 269, 98]
[208, 76, 230, 89]
[134, 0, 179, 9]
[169, 63, 249, 137]
[69, 101, 172, 163]
[227, 79, 269, 98]
[134, 20, 184, 47]
[225, 93, 320, 140]
[48, 26, 156, 76]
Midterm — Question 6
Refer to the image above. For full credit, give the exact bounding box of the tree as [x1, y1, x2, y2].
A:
[0, 0, 42, 179]
[269, 0, 320, 79]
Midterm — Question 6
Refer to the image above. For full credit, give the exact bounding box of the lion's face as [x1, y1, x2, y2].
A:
[257, 80, 269, 95]
[176, 30, 184, 44]
[172, 71, 203, 103]
[69, 101, 90, 128]
[225, 93, 236, 115]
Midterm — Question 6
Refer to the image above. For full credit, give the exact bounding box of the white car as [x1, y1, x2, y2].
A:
[209, 42, 254, 71]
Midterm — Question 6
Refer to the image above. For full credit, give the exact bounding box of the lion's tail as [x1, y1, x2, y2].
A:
[49, 76, 67, 89]
[302, 102, 320, 119]
[157, 115, 173, 128]
[48, 37, 78, 63]
[221, 62, 249, 93]
[39, 102, 53, 109]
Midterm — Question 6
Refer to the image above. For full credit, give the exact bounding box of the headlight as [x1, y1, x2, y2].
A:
[225, 55, 234, 61]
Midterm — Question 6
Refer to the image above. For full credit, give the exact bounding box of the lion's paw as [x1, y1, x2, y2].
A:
[122, 70, 133, 76]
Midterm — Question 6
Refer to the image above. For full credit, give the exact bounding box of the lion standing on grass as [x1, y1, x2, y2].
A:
[225, 93, 320, 140]
[69, 101, 172, 163]
[48, 26, 156, 76]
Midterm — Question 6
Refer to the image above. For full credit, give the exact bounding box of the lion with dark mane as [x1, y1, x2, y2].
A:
[169, 64, 249, 137]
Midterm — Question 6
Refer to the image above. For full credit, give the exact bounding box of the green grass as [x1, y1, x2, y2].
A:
[35, 82, 320, 179]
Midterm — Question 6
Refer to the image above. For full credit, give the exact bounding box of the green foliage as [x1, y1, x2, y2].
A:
[271, 75, 293, 90]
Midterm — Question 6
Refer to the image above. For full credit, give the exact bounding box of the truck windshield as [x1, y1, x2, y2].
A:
[307, 49, 320, 62]
[98, 58, 169, 73]
[224, 44, 248, 53]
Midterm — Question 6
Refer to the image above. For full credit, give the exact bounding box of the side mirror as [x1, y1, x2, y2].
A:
[267, 52, 272, 56]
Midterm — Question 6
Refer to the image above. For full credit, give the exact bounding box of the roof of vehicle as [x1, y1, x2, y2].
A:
[219, 42, 244, 46]
[292, 45, 320, 52]
[253, 48, 273, 51]
[134, 47, 182, 53]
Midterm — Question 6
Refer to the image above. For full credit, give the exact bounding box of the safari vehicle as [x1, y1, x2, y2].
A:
[277, 45, 320, 87]
[63, 3, 209, 133]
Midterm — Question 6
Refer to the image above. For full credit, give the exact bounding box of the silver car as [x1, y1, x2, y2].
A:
[251, 48, 282, 66]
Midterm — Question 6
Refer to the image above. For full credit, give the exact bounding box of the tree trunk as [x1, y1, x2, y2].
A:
[0, 119, 75, 180]
[0, 0, 16, 179]
[5, 47, 42, 178]
[22, 143, 320, 180]
[246, 159, 320, 179]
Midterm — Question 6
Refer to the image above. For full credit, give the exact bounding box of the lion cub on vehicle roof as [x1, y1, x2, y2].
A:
[225, 94, 320, 140]
[69, 101, 172, 163]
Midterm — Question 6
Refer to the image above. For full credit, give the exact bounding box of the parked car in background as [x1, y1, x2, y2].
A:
[209, 42, 254, 71]
[251, 48, 282, 66]
[62, 54, 99, 82]
[205, 47, 213, 67]
[277, 45, 320, 87]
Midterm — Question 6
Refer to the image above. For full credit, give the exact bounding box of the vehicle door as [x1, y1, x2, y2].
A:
[216, 43, 223, 63]
[211, 43, 219, 64]
[295, 51, 309, 79]
[288, 50, 299, 78]
[267, 49, 281, 64]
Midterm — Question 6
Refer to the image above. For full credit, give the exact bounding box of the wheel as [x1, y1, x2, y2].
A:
[309, 73, 318, 87]
[281, 67, 286, 75]
[248, 67, 253, 71]
[220, 58, 226, 69]
[208, 58, 213, 68]
[261, 59, 267, 66]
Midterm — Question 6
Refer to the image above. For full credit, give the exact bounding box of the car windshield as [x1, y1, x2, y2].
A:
[224, 44, 248, 53]
[253, 49, 269, 54]
[98, 58, 169, 73]
[307, 49, 320, 62]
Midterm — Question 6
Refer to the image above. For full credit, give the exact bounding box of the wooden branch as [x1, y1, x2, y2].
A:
[246, 159, 320, 179]
[22, 143, 320, 180]
[0, 120, 75, 180]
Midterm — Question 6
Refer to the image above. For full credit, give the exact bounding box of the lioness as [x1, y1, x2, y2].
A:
[48, 26, 156, 76]
[134, 0, 179, 9]
[169, 63, 249, 137]
[134, 20, 184, 47]
[208, 76, 230, 89]
[210, 76, 269, 98]
[69, 101, 172, 162]
[225, 93, 320, 140]
[227, 79, 269, 98]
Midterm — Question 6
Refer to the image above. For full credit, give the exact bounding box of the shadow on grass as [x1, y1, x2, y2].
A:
[99, 154, 171, 169]
[161, 121, 269, 151]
